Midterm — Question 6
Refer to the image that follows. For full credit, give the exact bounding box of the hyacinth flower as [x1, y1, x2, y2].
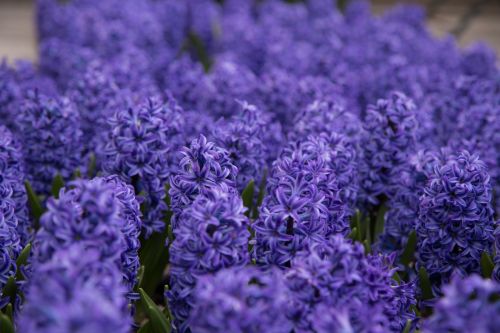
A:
[18, 244, 131, 333]
[0, 126, 25, 306]
[167, 189, 250, 332]
[377, 149, 447, 255]
[212, 101, 269, 191]
[285, 236, 416, 333]
[0, 125, 30, 246]
[164, 56, 208, 111]
[66, 61, 121, 157]
[290, 99, 361, 142]
[189, 267, 291, 333]
[103, 97, 184, 236]
[416, 151, 496, 288]
[169, 134, 238, 227]
[16, 91, 82, 196]
[33, 177, 141, 292]
[358, 92, 419, 207]
[254, 132, 355, 267]
[0, 61, 20, 128]
[255, 68, 301, 130]
[422, 275, 500, 332]
[202, 60, 257, 118]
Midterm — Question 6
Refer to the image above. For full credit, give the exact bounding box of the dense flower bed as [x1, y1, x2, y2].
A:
[0, 0, 499, 332]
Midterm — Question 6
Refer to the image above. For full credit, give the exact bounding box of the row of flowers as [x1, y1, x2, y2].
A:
[0, 0, 499, 332]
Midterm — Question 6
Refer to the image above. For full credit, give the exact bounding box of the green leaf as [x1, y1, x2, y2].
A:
[252, 171, 267, 219]
[138, 322, 154, 333]
[480, 251, 494, 278]
[241, 180, 255, 217]
[348, 227, 358, 241]
[51, 173, 65, 198]
[392, 271, 402, 284]
[402, 320, 412, 333]
[139, 288, 171, 333]
[418, 267, 433, 301]
[400, 231, 417, 267]
[87, 153, 96, 178]
[363, 239, 371, 254]
[25, 180, 43, 227]
[139, 203, 171, 296]
[2, 244, 32, 304]
[137, 265, 145, 289]
[374, 204, 387, 241]
[16, 244, 31, 280]
[0, 312, 15, 333]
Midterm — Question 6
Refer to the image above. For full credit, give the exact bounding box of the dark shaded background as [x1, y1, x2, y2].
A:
[1, 0, 499, 63]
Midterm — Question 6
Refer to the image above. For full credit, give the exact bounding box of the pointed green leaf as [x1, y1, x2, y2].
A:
[480, 251, 494, 278]
[252, 171, 267, 219]
[418, 267, 433, 301]
[0, 312, 15, 333]
[139, 288, 171, 333]
[348, 227, 358, 241]
[51, 173, 65, 198]
[350, 210, 360, 229]
[241, 180, 255, 217]
[163, 285, 173, 322]
[137, 265, 145, 289]
[25, 180, 43, 226]
[400, 231, 417, 267]
[392, 271, 402, 284]
[16, 243, 31, 280]
[374, 204, 387, 241]
[402, 320, 412, 333]
[138, 322, 155, 333]
[139, 210, 171, 296]
[5, 304, 13, 322]
[87, 153, 96, 178]
[363, 239, 371, 254]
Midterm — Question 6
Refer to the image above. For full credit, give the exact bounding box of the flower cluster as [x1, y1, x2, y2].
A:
[66, 61, 121, 157]
[417, 151, 496, 287]
[285, 236, 416, 333]
[254, 132, 355, 267]
[422, 275, 500, 332]
[0, 125, 30, 245]
[359, 92, 419, 206]
[0, 61, 19, 128]
[103, 97, 184, 235]
[167, 189, 249, 331]
[189, 267, 291, 333]
[18, 244, 131, 333]
[16, 91, 82, 195]
[212, 101, 269, 190]
[0, 126, 26, 305]
[0, 0, 497, 332]
[169, 135, 238, 223]
[34, 177, 141, 291]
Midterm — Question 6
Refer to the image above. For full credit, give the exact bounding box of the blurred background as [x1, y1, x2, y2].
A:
[1, 0, 499, 63]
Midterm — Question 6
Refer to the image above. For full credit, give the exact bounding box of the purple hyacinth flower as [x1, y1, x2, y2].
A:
[254, 132, 356, 267]
[417, 151, 496, 288]
[16, 91, 82, 196]
[34, 177, 141, 291]
[422, 275, 500, 332]
[167, 189, 249, 332]
[189, 266, 291, 333]
[212, 101, 269, 190]
[18, 244, 131, 333]
[358, 92, 419, 207]
[285, 236, 416, 332]
[103, 97, 184, 236]
[169, 134, 238, 226]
